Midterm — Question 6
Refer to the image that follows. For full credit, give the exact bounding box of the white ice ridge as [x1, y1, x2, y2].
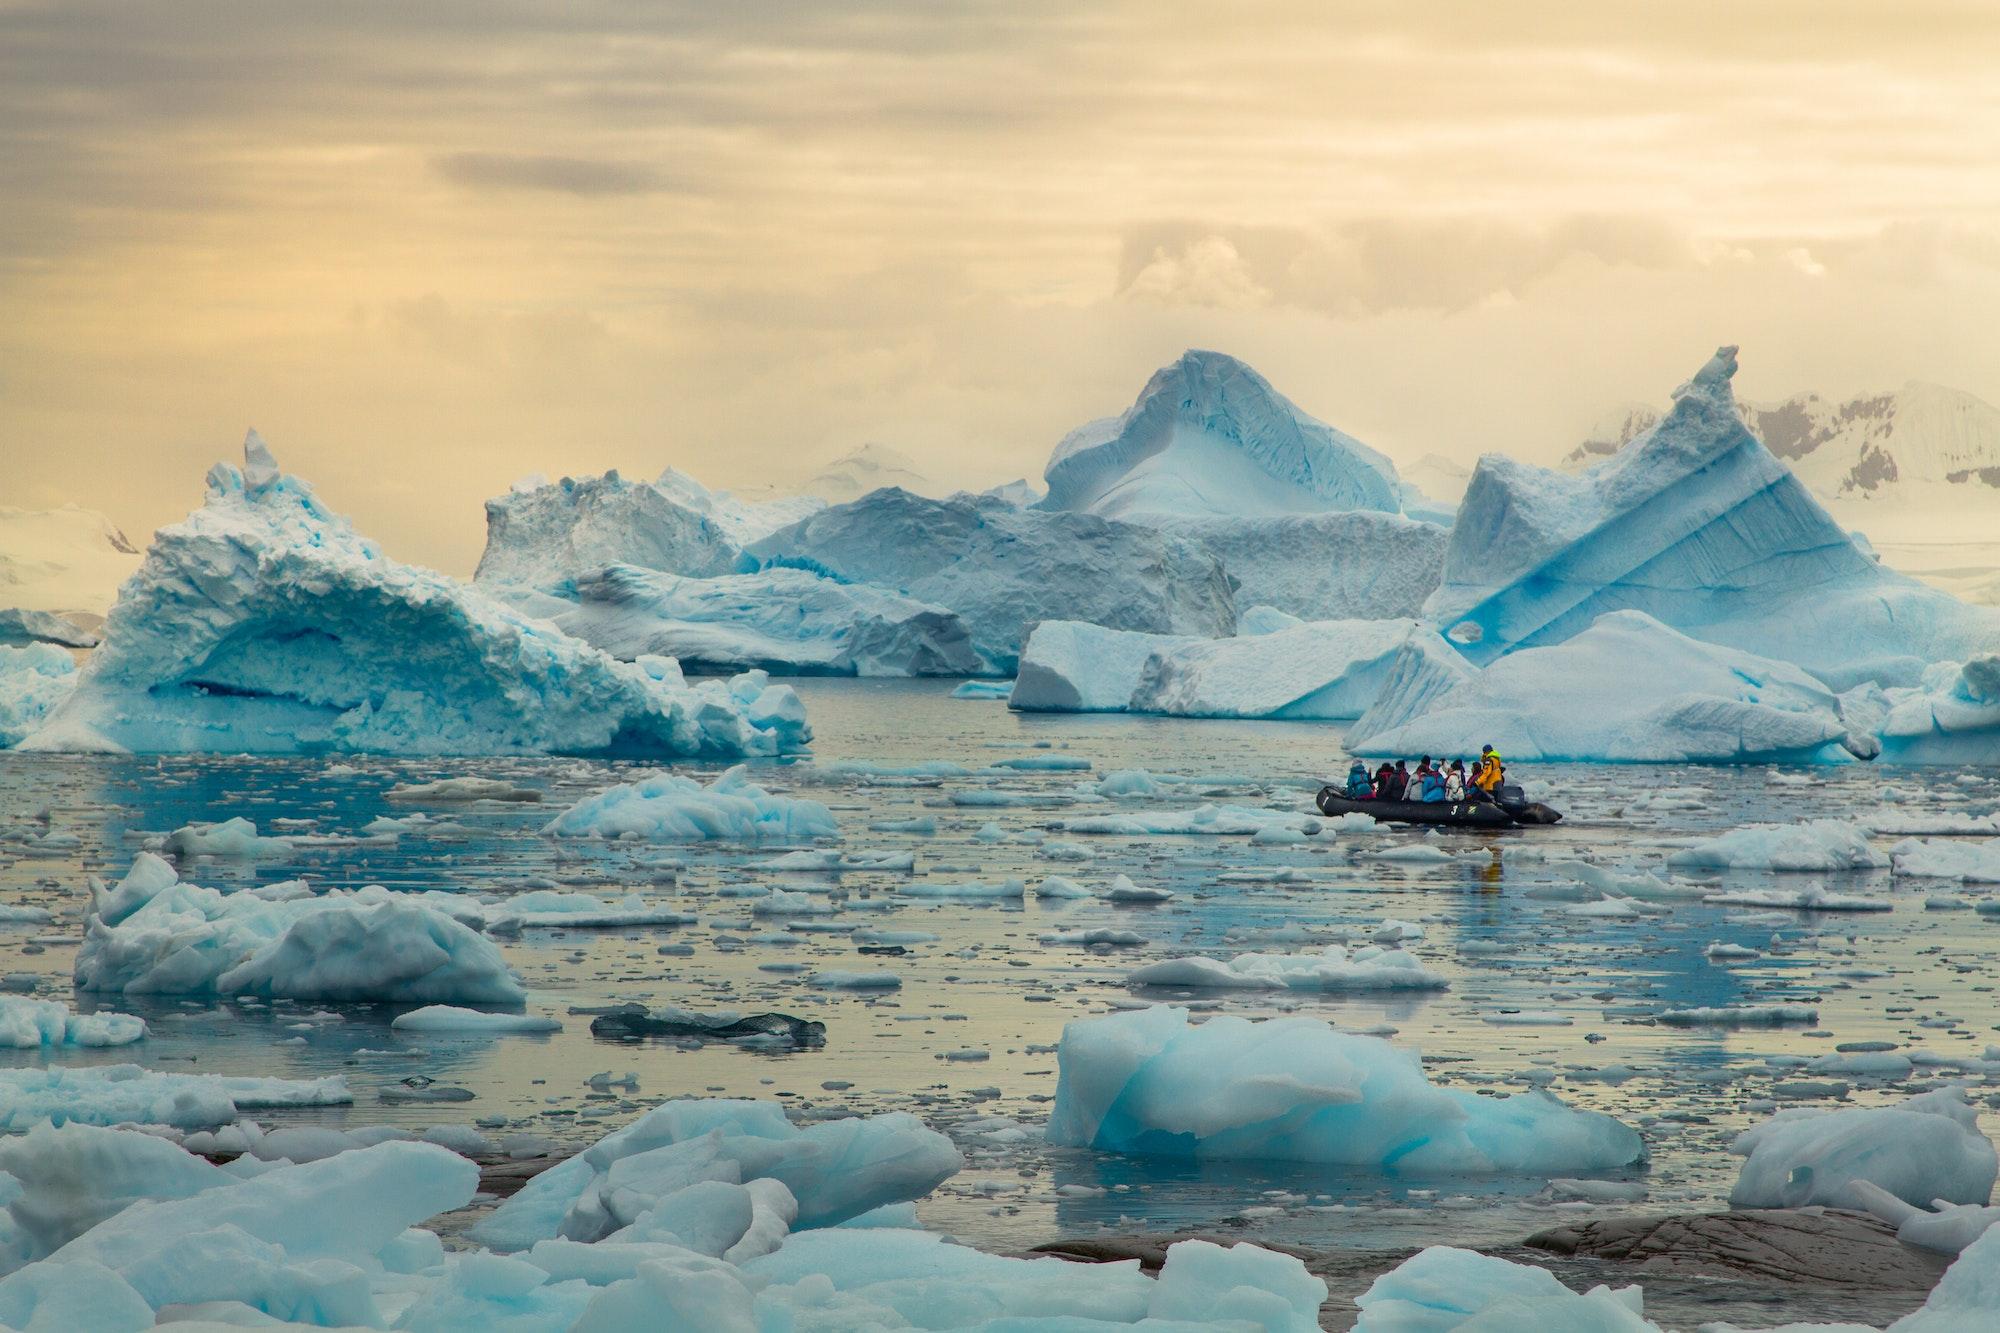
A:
[1348, 609, 1876, 763]
[475, 468, 740, 588]
[541, 765, 838, 841]
[1127, 944, 1449, 992]
[0, 643, 77, 747]
[1429, 346, 2000, 688]
[1046, 1006, 1643, 1175]
[1038, 349, 1405, 520]
[1011, 616, 1436, 720]
[746, 487, 1236, 673]
[75, 853, 526, 1003]
[15, 434, 812, 757]
[0, 1103, 1329, 1330]
[539, 563, 982, 677]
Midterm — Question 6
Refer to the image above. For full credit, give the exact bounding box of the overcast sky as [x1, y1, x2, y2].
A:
[5, 1, 1998, 572]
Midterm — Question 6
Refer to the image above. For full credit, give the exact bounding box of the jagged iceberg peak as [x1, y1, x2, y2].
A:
[201, 431, 344, 536]
[1038, 349, 1404, 521]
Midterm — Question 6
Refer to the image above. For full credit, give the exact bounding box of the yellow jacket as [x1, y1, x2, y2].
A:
[1473, 753, 1504, 792]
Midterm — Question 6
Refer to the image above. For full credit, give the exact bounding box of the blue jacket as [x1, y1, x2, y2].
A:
[1344, 767, 1374, 798]
[1419, 771, 1447, 802]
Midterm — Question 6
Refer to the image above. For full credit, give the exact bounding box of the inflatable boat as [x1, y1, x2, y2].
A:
[1316, 786, 1562, 828]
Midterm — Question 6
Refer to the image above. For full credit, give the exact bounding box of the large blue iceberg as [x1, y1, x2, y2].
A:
[1430, 346, 2000, 689]
[475, 469, 740, 588]
[19, 435, 810, 756]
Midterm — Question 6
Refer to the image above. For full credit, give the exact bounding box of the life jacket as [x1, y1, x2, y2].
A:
[1474, 753, 1504, 791]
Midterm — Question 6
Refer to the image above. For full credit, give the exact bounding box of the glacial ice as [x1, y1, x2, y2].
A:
[1348, 610, 1866, 763]
[475, 469, 739, 587]
[537, 563, 982, 677]
[1892, 838, 2000, 882]
[1155, 510, 1448, 620]
[746, 487, 1236, 673]
[1428, 346, 2000, 687]
[0, 996, 145, 1048]
[1352, 1246, 1655, 1331]
[16, 436, 811, 757]
[1126, 945, 1450, 992]
[0, 1064, 350, 1131]
[1877, 655, 2000, 765]
[0, 642, 76, 747]
[541, 765, 837, 842]
[1730, 1088, 1997, 1210]
[653, 466, 825, 548]
[1010, 621, 1199, 712]
[1046, 1006, 1643, 1174]
[1039, 350, 1404, 520]
[76, 853, 526, 1003]
[1667, 819, 1889, 873]
[390, 1005, 562, 1034]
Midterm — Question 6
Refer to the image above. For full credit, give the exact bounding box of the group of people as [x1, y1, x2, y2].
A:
[1343, 746, 1505, 804]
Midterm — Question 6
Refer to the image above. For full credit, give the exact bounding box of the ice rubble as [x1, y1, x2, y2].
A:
[0, 1065, 350, 1131]
[0, 997, 144, 1048]
[1730, 1088, 1997, 1210]
[0, 642, 76, 747]
[1667, 819, 1889, 873]
[15, 435, 811, 757]
[1038, 349, 1405, 520]
[1011, 616, 1434, 720]
[474, 469, 739, 588]
[1428, 346, 2000, 687]
[1047, 1006, 1642, 1174]
[1348, 610, 1871, 763]
[1892, 838, 2000, 882]
[745, 487, 1237, 673]
[541, 766, 837, 841]
[1352, 1246, 1655, 1332]
[539, 563, 982, 677]
[1127, 945, 1449, 992]
[75, 853, 526, 1003]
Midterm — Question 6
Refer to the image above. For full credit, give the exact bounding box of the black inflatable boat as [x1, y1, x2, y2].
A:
[1316, 786, 1562, 828]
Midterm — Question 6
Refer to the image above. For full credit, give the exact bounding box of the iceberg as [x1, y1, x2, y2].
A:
[474, 469, 739, 588]
[1430, 346, 2000, 687]
[1153, 511, 1448, 620]
[1039, 350, 1404, 520]
[542, 563, 982, 677]
[1877, 655, 2000, 764]
[0, 607, 97, 649]
[747, 488, 1236, 672]
[1348, 610, 1870, 763]
[0, 996, 145, 1047]
[541, 766, 837, 842]
[0, 1064, 350, 1131]
[0, 643, 76, 748]
[75, 853, 527, 1003]
[16, 435, 809, 757]
[1047, 1006, 1643, 1175]
[1667, 819, 1888, 873]
[653, 467, 824, 548]
[1010, 620, 1200, 712]
[1352, 1246, 1656, 1332]
[1731, 1088, 1997, 1210]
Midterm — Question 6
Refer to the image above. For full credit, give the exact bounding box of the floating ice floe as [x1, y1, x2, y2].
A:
[1656, 1004, 1818, 1027]
[1891, 837, 2000, 883]
[1126, 945, 1448, 992]
[15, 435, 811, 757]
[0, 996, 145, 1047]
[1352, 1245, 1654, 1332]
[390, 1005, 562, 1035]
[745, 487, 1237, 673]
[0, 643, 76, 747]
[0, 1064, 350, 1130]
[537, 563, 983, 677]
[1699, 886, 1891, 912]
[1350, 610, 1873, 764]
[1047, 1006, 1642, 1175]
[1667, 819, 1889, 873]
[1058, 804, 1305, 837]
[1426, 345, 2000, 689]
[76, 853, 525, 1003]
[541, 765, 837, 842]
[159, 816, 295, 859]
[1730, 1087, 1997, 1211]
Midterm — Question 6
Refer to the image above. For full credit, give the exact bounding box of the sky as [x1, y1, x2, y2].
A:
[4, 0, 1999, 573]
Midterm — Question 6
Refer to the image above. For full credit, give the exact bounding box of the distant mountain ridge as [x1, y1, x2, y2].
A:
[1566, 381, 2000, 501]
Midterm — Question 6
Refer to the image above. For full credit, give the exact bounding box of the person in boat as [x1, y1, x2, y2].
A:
[1472, 746, 1505, 801]
[1373, 761, 1396, 799]
[1443, 761, 1467, 802]
[1391, 760, 1411, 800]
[1419, 763, 1447, 803]
[1344, 760, 1374, 799]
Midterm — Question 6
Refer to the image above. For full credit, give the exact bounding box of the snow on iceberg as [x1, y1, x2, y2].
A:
[0, 642, 76, 748]
[746, 487, 1236, 673]
[75, 853, 526, 1003]
[16, 435, 811, 757]
[1012, 616, 1436, 720]
[541, 765, 837, 841]
[475, 468, 739, 587]
[1731, 1088, 1997, 1210]
[1352, 1246, 1655, 1332]
[543, 563, 982, 677]
[1038, 349, 1404, 520]
[0, 1064, 350, 1131]
[1348, 610, 1871, 763]
[1429, 346, 2000, 687]
[1046, 1006, 1642, 1175]
[1667, 819, 1888, 873]
[1127, 945, 1449, 992]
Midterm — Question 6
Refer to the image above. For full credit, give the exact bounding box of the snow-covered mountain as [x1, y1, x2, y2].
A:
[802, 444, 935, 504]
[1565, 381, 2000, 502]
[1038, 350, 1406, 520]
[0, 504, 142, 617]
